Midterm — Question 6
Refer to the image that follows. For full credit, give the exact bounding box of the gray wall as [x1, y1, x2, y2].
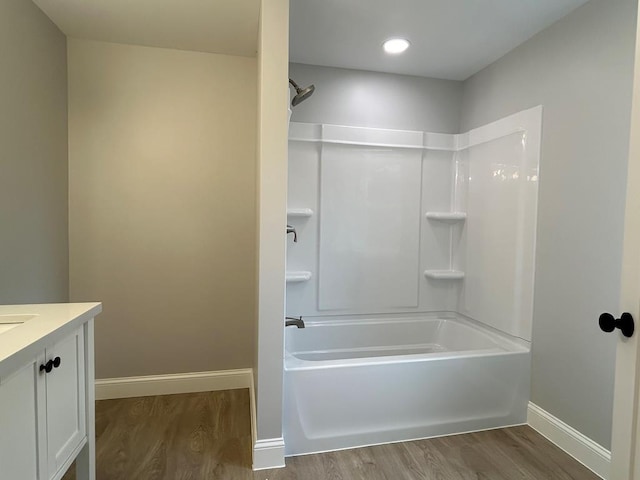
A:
[461, 0, 636, 449]
[290, 0, 636, 449]
[0, 0, 68, 304]
[68, 39, 257, 379]
[289, 63, 463, 133]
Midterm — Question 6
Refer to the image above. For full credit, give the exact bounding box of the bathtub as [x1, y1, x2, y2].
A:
[283, 314, 531, 456]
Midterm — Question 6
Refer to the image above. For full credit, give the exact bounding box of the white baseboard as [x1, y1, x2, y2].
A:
[253, 438, 286, 471]
[527, 402, 610, 479]
[95, 368, 253, 400]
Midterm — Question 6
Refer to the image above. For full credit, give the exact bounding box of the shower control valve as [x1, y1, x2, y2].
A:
[286, 225, 298, 243]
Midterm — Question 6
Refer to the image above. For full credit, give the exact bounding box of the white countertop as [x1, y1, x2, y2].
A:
[0, 303, 102, 378]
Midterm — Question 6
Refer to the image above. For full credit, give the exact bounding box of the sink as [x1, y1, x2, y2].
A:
[0, 314, 37, 334]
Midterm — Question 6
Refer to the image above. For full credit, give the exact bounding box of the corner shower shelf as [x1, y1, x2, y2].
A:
[424, 270, 465, 280]
[287, 208, 314, 218]
[425, 212, 467, 222]
[286, 271, 312, 283]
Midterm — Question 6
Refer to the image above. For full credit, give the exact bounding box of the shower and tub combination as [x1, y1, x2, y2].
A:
[284, 98, 542, 455]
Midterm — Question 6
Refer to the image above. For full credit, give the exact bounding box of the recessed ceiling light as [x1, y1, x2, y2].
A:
[383, 38, 410, 54]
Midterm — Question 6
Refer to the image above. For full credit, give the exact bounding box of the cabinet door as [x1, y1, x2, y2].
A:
[0, 357, 47, 480]
[46, 327, 86, 479]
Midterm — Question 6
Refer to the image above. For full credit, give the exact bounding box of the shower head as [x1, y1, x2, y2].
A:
[289, 78, 315, 107]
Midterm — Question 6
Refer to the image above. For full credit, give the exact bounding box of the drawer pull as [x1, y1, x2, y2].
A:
[39, 357, 61, 374]
[40, 360, 53, 374]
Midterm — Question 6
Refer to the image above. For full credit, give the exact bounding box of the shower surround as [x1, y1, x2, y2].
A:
[284, 106, 542, 455]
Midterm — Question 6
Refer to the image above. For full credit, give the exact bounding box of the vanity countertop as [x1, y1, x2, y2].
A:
[0, 303, 102, 378]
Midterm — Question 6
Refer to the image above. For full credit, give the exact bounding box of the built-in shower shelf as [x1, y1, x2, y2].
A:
[287, 208, 314, 218]
[286, 271, 312, 283]
[425, 212, 467, 222]
[424, 270, 465, 280]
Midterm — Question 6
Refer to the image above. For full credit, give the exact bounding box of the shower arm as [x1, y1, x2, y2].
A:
[289, 79, 301, 90]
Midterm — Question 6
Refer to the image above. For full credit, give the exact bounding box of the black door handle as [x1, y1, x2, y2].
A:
[599, 312, 634, 338]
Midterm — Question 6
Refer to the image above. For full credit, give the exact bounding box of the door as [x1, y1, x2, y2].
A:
[610, 3, 640, 479]
[45, 327, 86, 479]
[0, 356, 47, 480]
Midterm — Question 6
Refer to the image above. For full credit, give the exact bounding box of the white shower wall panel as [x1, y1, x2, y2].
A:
[420, 150, 461, 311]
[318, 144, 423, 310]
[286, 140, 320, 314]
[287, 124, 460, 317]
[287, 107, 541, 342]
[458, 134, 532, 338]
[456, 109, 541, 341]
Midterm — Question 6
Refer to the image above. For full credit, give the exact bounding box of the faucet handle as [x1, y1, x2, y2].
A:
[286, 225, 298, 243]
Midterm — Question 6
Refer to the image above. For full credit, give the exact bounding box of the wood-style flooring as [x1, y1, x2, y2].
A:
[62, 389, 601, 480]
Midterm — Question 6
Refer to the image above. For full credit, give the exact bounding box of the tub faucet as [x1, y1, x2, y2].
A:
[285, 316, 305, 328]
[286, 225, 298, 242]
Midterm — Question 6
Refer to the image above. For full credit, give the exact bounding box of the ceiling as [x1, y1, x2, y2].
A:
[32, 0, 260, 57]
[290, 0, 591, 81]
[32, 0, 592, 78]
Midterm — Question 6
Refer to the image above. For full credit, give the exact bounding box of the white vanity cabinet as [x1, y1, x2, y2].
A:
[45, 326, 87, 479]
[0, 357, 46, 480]
[0, 304, 101, 480]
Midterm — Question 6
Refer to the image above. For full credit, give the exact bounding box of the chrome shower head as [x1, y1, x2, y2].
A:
[289, 78, 315, 107]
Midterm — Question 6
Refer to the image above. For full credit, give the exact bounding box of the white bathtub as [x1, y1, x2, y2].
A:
[283, 314, 531, 456]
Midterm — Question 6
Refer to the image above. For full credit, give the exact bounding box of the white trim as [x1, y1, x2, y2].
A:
[457, 105, 543, 150]
[528, 402, 610, 479]
[249, 371, 257, 446]
[289, 122, 322, 141]
[253, 437, 286, 471]
[288, 106, 543, 152]
[423, 131, 457, 151]
[95, 368, 253, 400]
[323, 124, 423, 149]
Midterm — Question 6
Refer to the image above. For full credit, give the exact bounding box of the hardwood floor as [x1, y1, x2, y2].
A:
[63, 390, 601, 480]
[63, 390, 252, 480]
